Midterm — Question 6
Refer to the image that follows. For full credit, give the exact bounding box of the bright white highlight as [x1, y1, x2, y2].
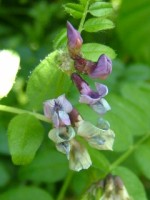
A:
[0, 50, 20, 99]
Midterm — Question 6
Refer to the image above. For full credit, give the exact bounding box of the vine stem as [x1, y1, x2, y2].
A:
[108, 132, 150, 172]
[56, 170, 74, 200]
[0, 104, 50, 123]
[78, 0, 91, 33]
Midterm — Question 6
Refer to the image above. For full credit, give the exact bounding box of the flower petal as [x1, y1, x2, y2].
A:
[79, 94, 100, 104]
[57, 94, 73, 113]
[69, 140, 92, 171]
[43, 99, 55, 119]
[56, 142, 71, 159]
[59, 110, 71, 126]
[91, 98, 111, 114]
[52, 112, 59, 128]
[95, 83, 108, 97]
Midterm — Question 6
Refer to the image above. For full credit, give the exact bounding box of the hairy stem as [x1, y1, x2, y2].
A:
[0, 104, 50, 123]
[108, 132, 150, 172]
[56, 171, 74, 200]
[78, 0, 91, 33]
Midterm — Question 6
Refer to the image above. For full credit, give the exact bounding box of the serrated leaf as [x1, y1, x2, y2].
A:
[0, 186, 53, 200]
[8, 113, 44, 165]
[113, 166, 148, 200]
[64, 3, 84, 19]
[19, 149, 68, 183]
[134, 145, 150, 180]
[53, 28, 67, 49]
[82, 43, 116, 61]
[26, 50, 71, 110]
[89, 2, 113, 17]
[84, 18, 115, 32]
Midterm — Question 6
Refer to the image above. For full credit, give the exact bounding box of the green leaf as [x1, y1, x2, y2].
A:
[82, 43, 116, 61]
[26, 50, 71, 110]
[79, 0, 87, 6]
[107, 94, 148, 136]
[0, 50, 20, 99]
[84, 18, 115, 32]
[0, 126, 9, 155]
[0, 186, 53, 200]
[88, 147, 110, 172]
[113, 166, 148, 200]
[8, 113, 44, 165]
[64, 3, 84, 19]
[134, 145, 150, 180]
[19, 149, 68, 183]
[53, 28, 67, 49]
[124, 64, 150, 82]
[89, 2, 113, 17]
[117, 0, 150, 64]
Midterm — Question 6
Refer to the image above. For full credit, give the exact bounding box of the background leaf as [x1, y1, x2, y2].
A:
[8, 113, 44, 165]
[19, 149, 68, 183]
[26, 50, 71, 110]
[84, 18, 114, 32]
[117, 0, 150, 64]
[89, 2, 113, 17]
[64, 3, 84, 19]
[0, 186, 53, 200]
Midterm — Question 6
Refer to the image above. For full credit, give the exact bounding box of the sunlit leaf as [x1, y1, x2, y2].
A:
[84, 18, 115, 32]
[82, 43, 116, 61]
[89, 2, 113, 17]
[64, 3, 84, 19]
[0, 50, 20, 99]
[19, 149, 68, 183]
[0, 163, 10, 187]
[113, 166, 148, 200]
[8, 113, 44, 165]
[26, 50, 71, 110]
[0, 186, 53, 200]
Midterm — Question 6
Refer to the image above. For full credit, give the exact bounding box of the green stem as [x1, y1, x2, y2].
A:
[56, 170, 74, 200]
[108, 132, 150, 172]
[78, 0, 91, 33]
[0, 104, 50, 123]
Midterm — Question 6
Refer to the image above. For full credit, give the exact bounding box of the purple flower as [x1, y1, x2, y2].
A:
[43, 94, 73, 128]
[67, 21, 83, 58]
[71, 73, 110, 114]
[89, 54, 112, 79]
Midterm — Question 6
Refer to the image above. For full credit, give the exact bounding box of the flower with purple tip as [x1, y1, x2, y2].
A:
[71, 73, 111, 114]
[43, 94, 73, 128]
[89, 54, 112, 79]
[67, 21, 83, 58]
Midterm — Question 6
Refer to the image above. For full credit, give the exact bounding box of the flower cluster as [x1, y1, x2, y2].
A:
[44, 94, 114, 171]
[43, 22, 115, 171]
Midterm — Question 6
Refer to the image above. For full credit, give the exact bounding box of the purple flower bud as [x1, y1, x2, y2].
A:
[67, 21, 83, 58]
[89, 54, 112, 79]
[43, 94, 73, 128]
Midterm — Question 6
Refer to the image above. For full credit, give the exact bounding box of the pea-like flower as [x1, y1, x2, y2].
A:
[67, 21, 83, 58]
[89, 54, 112, 79]
[77, 121, 115, 150]
[71, 73, 111, 114]
[43, 94, 73, 128]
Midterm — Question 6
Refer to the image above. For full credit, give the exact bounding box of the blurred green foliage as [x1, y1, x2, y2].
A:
[0, 0, 150, 199]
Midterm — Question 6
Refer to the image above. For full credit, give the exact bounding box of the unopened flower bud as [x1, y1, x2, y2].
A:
[89, 54, 112, 79]
[67, 21, 83, 58]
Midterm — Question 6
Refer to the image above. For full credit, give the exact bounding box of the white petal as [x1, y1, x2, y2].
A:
[58, 110, 71, 126]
